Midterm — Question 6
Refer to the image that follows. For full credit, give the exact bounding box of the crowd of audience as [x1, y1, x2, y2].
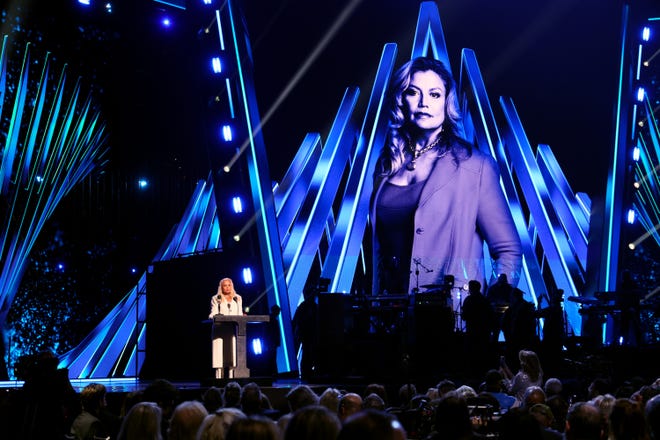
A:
[1, 346, 660, 439]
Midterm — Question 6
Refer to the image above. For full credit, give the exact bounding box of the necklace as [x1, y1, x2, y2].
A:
[406, 137, 446, 171]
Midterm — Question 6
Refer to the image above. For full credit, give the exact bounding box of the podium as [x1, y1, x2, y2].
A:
[211, 314, 270, 378]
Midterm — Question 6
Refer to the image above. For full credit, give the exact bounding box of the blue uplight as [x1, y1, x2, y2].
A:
[203, 0, 213, 4]
[212, 57, 222, 73]
[636, 87, 645, 102]
[222, 124, 233, 142]
[627, 208, 635, 224]
[78, 0, 91, 5]
[242, 267, 253, 284]
[251, 338, 263, 355]
[232, 196, 244, 214]
[642, 26, 651, 42]
[138, 179, 149, 189]
[633, 146, 640, 161]
[161, 17, 173, 28]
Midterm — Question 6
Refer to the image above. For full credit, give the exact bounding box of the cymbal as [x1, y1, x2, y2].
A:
[420, 283, 445, 289]
[566, 296, 600, 305]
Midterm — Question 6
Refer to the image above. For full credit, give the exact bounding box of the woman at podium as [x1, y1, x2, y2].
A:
[208, 278, 243, 379]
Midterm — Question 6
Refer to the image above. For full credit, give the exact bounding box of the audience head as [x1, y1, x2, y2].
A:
[455, 384, 477, 400]
[519, 350, 543, 381]
[286, 384, 319, 412]
[319, 387, 342, 413]
[167, 400, 208, 440]
[197, 408, 247, 440]
[546, 394, 569, 433]
[223, 381, 242, 408]
[497, 407, 544, 440]
[117, 401, 163, 440]
[587, 378, 611, 400]
[143, 378, 179, 420]
[646, 394, 660, 439]
[363, 383, 388, 406]
[522, 385, 547, 409]
[225, 415, 281, 440]
[544, 378, 563, 397]
[338, 392, 363, 421]
[337, 409, 406, 440]
[284, 405, 341, 440]
[609, 398, 647, 440]
[79, 382, 107, 414]
[432, 393, 472, 439]
[397, 383, 417, 407]
[437, 379, 457, 396]
[564, 401, 604, 440]
[529, 403, 555, 429]
[362, 393, 386, 411]
[484, 369, 506, 393]
[202, 386, 224, 413]
[241, 382, 264, 416]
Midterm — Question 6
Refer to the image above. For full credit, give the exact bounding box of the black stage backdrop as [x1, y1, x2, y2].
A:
[142, 252, 269, 380]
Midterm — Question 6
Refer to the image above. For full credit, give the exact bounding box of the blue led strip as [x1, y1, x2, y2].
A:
[0, 40, 108, 348]
[602, 3, 631, 292]
[500, 97, 583, 333]
[281, 87, 359, 303]
[459, 48, 546, 305]
[322, 43, 397, 293]
[223, 0, 296, 372]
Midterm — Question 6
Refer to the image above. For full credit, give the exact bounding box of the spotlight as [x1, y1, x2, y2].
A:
[105, 2, 112, 13]
[233, 235, 240, 242]
[211, 56, 222, 74]
[221, 124, 233, 142]
[627, 208, 635, 224]
[78, 0, 91, 5]
[161, 16, 173, 28]
[242, 267, 253, 284]
[633, 146, 640, 161]
[251, 338, 263, 355]
[202, 0, 213, 4]
[636, 87, 645, 102]
[131, 267, 137, 274]
[643, 26, 651, 42]
[138, 179, 149, 189]
[633, 181, 641, 189]
[223, 165, 231, 173]
[232, 196, 244, 214]
[629, 243, 635, 250]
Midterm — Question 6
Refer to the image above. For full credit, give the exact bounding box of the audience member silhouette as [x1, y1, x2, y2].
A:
[283, 404, 341, 440]
[564, 402, 604, 440]
[338, 393, 363, 421]
[645, 394, 660, 440]
[363, 393, 386, 411]
[497, 407, 544, 440]
[143, 378, 179, 438]
[167, 400, 208, 440]
[197, 407, 246, 440]
[426, 392, 481, 440]
[363, 383, 389, 407]
[223, 381, 242, 408]
[337, 409, 407, 440]
[461, 279, 496, 375]
[201, 386, 224, 414]
[545, 394, 569, 433]
[69, 382, 115, 440]
[608, 398, 648, 440]
[529, 403, 563, 440]
[481, 369, 516, 412]
[285, 384, 319, 412]
[117, 401, 163, 440]
[319, 387, 342, 414]
[225, 415, 281, 440]
[500, 349, 544, 402]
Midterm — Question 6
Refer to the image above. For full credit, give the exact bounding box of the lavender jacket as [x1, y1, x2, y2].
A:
[371, 146, 522, 294]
